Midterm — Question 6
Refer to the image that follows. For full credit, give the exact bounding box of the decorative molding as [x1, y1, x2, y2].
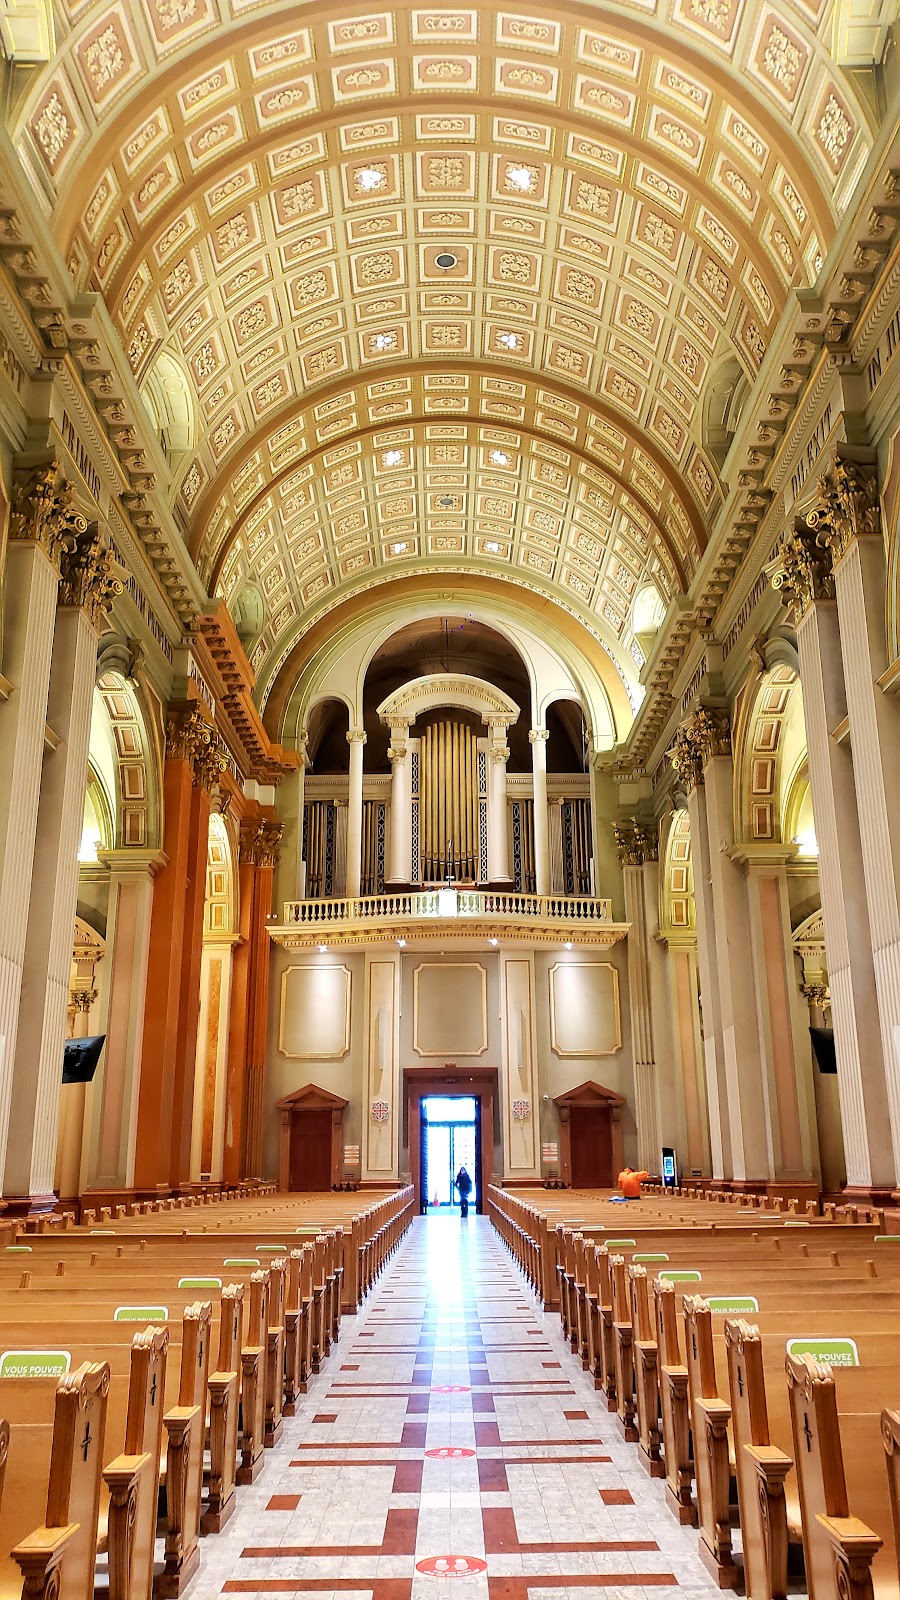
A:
[58, 522, 123, 628]
[767, 523, 836, 616]
[549, 962, 621, 1057]
[9, 459, 87, 569]
[279, 963, 352, 1060]
[239, 819, 283, 868]
[378, 673, 518, 728]
[412, 960, 488, 1058]
[807, 455, 881, 565]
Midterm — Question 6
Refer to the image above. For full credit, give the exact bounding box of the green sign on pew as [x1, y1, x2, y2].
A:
[604, 1239, 637, 1249]
[708, 1296, 759, 1315]
[659, 1270, 702, 1282]
[633, 1253, 669, 1263]
[874, 1235, 900, 1243]
[223, 1258, 260, 1267]
[256, 1245, 285, 1253]
[177, 1276, 222, 1289]
[115, 1305, 168, 1322]
[3, 1244, 31, 1253]
[0, 1350, 71, 1378]
[786, 1336, 860, 1367]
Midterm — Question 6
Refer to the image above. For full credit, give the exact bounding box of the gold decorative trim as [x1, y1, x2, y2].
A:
[549, 961, 621, 1057]
[412, 960, 488, 1057]
[279, 962, 351, 1060]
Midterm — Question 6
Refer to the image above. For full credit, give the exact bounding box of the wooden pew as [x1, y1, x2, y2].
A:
[1, 1361, 108, 1600]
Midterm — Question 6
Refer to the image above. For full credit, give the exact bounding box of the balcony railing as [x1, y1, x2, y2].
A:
[281, 889, 615, 926]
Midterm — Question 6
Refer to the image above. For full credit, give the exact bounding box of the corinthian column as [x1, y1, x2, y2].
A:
[386, 722, 411, 885]
[769, 517, 895, 1192]
[487, 718, 512, 885]
[529, 727, 550, 895]
[2, 521, 122, 1212]
[811, 457, 900, 1183]
[346, 728, 367, 899]
[0, 464, 83, 1183]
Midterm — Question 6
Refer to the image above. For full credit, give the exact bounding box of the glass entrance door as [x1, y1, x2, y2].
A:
[420, 1095, 479, 1212]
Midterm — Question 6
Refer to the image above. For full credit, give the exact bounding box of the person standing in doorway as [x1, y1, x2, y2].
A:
[455, 1165, 473, 1218]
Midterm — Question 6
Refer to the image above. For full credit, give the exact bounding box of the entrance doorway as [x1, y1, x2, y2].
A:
[420, 1095, 480, 1213]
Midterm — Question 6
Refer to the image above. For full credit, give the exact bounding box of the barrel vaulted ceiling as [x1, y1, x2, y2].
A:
[12, 0, 876, 726]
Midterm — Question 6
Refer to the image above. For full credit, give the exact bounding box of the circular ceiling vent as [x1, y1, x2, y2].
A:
[435, 251, 457, 269]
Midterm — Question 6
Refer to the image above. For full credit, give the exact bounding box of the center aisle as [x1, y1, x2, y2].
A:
[197, 1216, 719, 1600]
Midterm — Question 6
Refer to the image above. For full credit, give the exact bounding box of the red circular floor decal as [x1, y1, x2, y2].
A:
[424, 1447, 476, 1459]
[416, 1557, 487, 1578]
[431, 1384, 470, 1393]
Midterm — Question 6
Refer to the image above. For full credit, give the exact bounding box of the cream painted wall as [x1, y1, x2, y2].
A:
[264, 946, 367, 1179]
[263, 939, 637, 1184]
[532, 945, 637, 1169]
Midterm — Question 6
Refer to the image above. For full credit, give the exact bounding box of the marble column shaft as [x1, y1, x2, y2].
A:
[831, 532, 900, 1176]
[0, 541, 59, 1173]
[686, 782, 730, 1180]
[622, 860, 659, 1171]
[487, 721, 512, 884]
[701, 753, 770, 1183]
[386, 724, 411, 885]
[530, 728, 550, 896]
[83, 850, 164, 1194]
[168, 780, 211, 1190]
[3, 603, 99, 1204]
[346, 728, 366, 899]
[795, 598, 894, 1188]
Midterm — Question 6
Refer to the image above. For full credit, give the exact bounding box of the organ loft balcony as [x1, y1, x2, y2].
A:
[271, 888, 628, 949]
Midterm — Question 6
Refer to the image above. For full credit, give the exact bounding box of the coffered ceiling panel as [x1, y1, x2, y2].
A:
[12, 0, 876, 712]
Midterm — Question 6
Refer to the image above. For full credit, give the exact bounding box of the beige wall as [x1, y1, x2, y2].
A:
[263, 938, 636, 1184]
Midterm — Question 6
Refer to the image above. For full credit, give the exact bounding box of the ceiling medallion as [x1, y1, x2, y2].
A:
[435, 251, 458, 269]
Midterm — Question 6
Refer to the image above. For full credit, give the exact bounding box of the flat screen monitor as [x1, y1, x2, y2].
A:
[62, 1035, 106, 1085]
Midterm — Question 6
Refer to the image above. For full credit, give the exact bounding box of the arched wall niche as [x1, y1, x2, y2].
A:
[271, 582, 622, 756]
[732, 663, 809, 845]
[660, 808, 695, 937]
[204, 811, 238, 941]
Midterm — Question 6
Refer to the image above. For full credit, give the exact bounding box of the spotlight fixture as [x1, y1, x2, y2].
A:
[397, 938, 406, 947]
[564, 941, 573, 950]
[392, 541, 408, 554]
[383, 449, 403, 466]
[372, 331, 396, 352]
[318, 943, 328, 953]
[489, 937, 499, 946]
[485, 541, 500, 554]
[497, 331, 520, 351]
[489, 449, 510, 466]
[357, 166, 386, 192]
[506, 164, 535, 192]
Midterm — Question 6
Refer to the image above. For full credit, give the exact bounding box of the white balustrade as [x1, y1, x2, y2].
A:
[282, 890, 614, 926]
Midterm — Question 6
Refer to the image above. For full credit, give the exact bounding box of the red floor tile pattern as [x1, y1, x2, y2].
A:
[199, 1215, 719, 1600]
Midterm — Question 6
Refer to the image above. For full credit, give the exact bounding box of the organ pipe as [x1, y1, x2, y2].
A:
[420, 718, 478, 882]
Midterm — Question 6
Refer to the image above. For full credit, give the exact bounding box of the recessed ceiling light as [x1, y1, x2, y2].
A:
[397, 937, 406, 947]
[372, 331, 396, 351]
[318, 944, 328, 953]
[489, 937, 499, 946]
[506, 164, 535, 192]
[564, 941, 573, 950]
[497, 331, 520, 351]
[489, 449, 510, 466]
[435, 251, 457, 269]
[392, 542, 408, 554]
[383, 449, 403, 466]
[357, 166, 386, 192]
[485, 541, 500, 554]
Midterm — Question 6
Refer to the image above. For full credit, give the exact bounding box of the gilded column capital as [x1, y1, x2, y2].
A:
[808, 457, 880, 565]
[165, 708, 228, 791]
[58, 524, 124, 629]
[239, 819, 283, 868]
[666, 722, 704, 790]
[528, 727, 549, 745]
[346, 727, 367, 746]
[767, 524, 835, 615]
[692, 706, 731, 764]
[9, 460, 88, 570]
[614, 821, 659, 866]
[489, 743, 510, 765]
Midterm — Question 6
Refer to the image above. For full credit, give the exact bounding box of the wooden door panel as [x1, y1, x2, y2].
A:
[289, 1109, 332, 1191]
[569, 1107, 614, 1188]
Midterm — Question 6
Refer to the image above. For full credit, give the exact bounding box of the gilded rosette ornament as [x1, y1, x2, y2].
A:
[10, 460, 88, 568]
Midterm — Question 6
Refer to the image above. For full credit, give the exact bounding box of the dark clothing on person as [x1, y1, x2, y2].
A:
[455, 1166, 472, 1218]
